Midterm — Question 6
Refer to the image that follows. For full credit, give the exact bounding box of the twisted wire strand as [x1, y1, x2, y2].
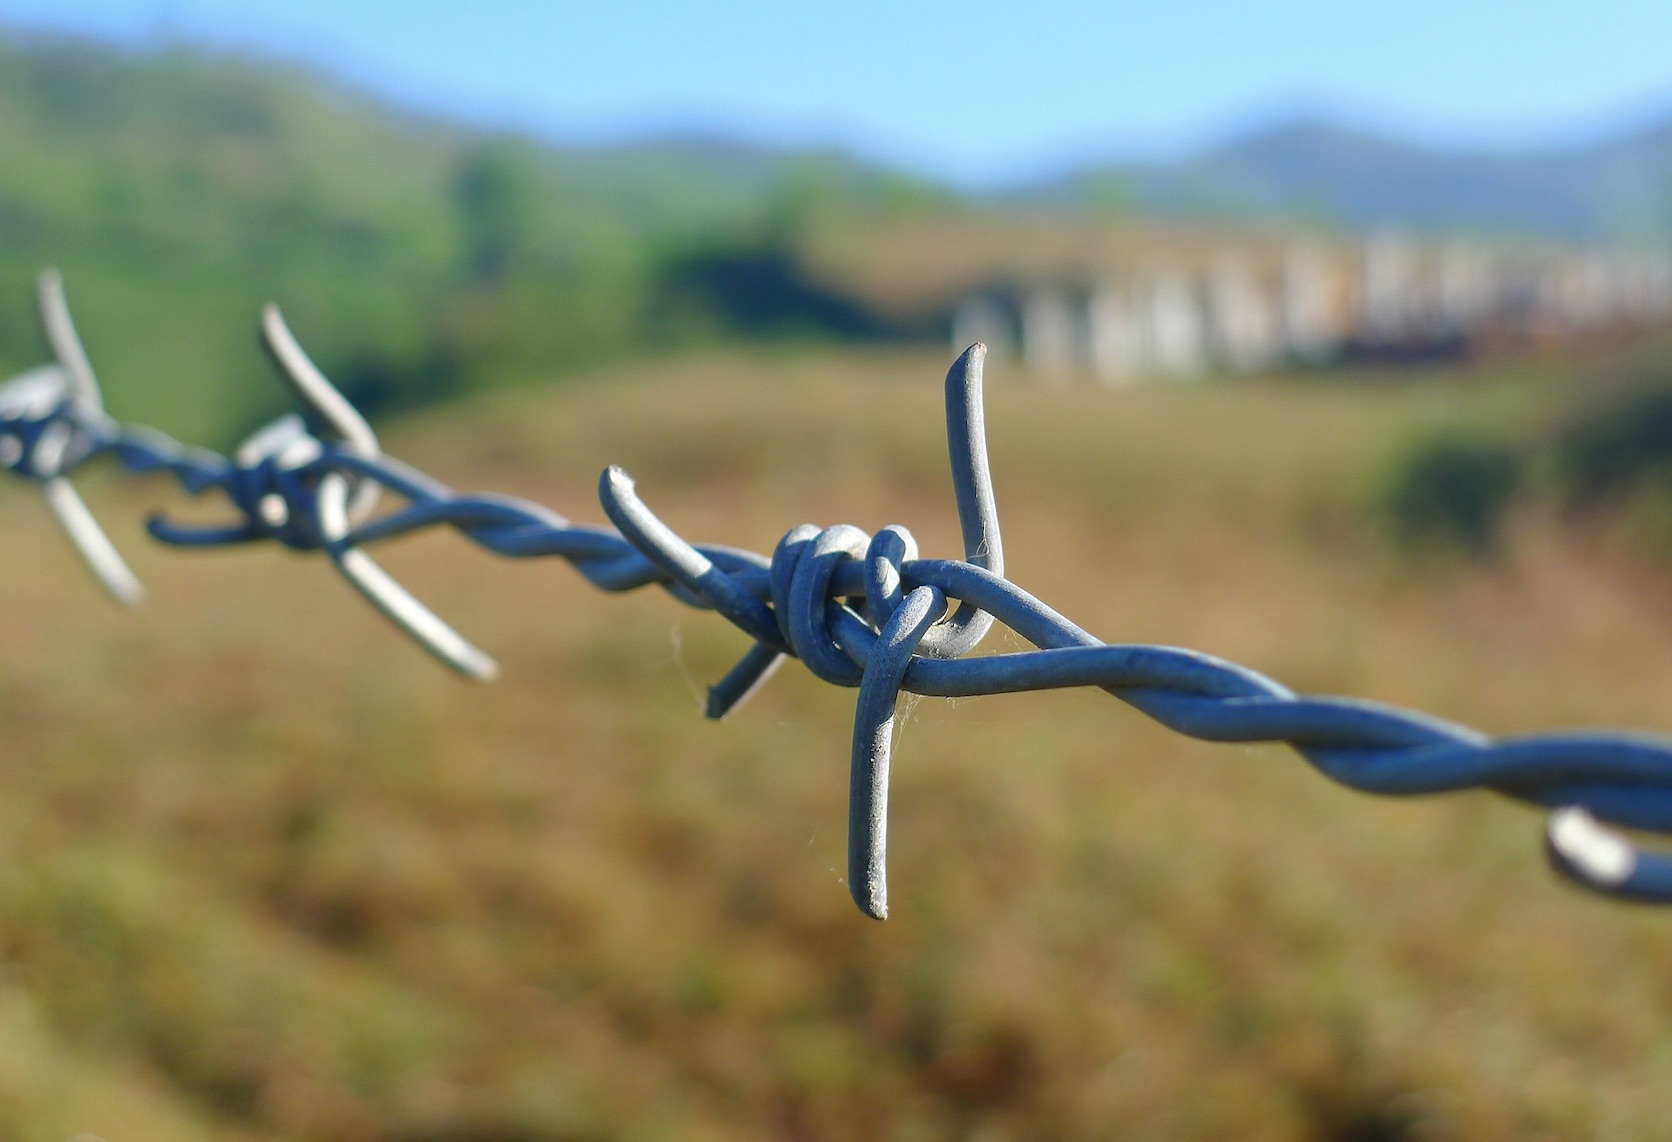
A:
[4, 275, 1672, 920]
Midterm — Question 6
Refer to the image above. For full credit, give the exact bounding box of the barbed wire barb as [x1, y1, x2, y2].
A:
[8, 269, 1672, 919]
[3, 270, 144, 605]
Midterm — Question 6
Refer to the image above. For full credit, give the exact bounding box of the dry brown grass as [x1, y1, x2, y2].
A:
[0, 347, 1670, 1140]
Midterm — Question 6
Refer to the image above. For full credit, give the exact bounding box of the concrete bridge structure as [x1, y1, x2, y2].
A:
[949, 232, 1672, 384]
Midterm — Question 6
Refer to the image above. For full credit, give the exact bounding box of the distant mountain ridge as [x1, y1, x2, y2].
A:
[1020, 116, 1672, 242]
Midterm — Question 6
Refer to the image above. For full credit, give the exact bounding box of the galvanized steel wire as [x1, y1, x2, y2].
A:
[4, 270, 1672, 919]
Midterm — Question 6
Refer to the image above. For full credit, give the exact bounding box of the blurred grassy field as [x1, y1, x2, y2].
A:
[2, 346, 1672, 1141]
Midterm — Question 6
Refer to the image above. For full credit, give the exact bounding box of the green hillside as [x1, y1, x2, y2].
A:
[0, 33, 937, 445]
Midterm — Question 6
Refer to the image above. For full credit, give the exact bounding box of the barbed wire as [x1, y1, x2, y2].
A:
[2, 269, 1671, 919]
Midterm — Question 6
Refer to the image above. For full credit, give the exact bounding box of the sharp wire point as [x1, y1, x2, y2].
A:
[918, 342, 1002, 659]
[316, 470, 497, 681]
[260, 302, 382, 521]
[42, 477, 144, 606]
[599, 464, 781, 647]
[37, 267, 104, 416]
[12, 270, 142, 604]
[848, 584, 945, 920]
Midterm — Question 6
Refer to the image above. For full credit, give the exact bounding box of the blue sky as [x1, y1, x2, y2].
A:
[2, 0, 1671, 186]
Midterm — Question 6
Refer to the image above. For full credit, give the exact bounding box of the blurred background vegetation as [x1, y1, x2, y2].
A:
[5, 25, 1672, 1142]
[0, 33, 949, 444]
